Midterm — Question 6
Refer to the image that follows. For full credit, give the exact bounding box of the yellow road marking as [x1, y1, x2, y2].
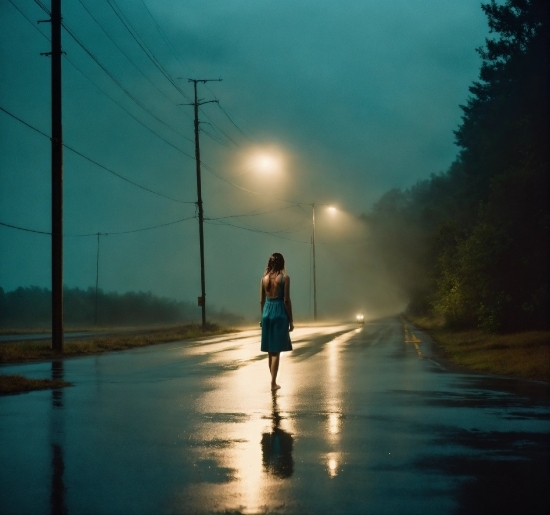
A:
[402, 320, 423, 358]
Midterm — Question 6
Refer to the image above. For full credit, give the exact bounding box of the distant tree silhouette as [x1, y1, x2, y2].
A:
[0, 286, 244, 328]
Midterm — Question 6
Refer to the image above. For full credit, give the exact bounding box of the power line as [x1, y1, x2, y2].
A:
[8, 0, 49, 40]
[207, 204, 300, 220]
[137, 0, 246, 156]
[0, 106, 49, 138]
[106, 0, 244, 164]
[88, 215, 196, 235]
[270, 213, 311, 233]
[76, 0, 193, 126]
[198, 105, 241, 148]
[2, 216, 363, 244]
[62, 21, 190, 143]
[32, 0, 49, 15]
[135, 0, 243, 153]
[205, 218, 366, 246]
[0, 221, 50, 236]
[200, 126, 233, 150]
[216, 103, 256, 143]
[205, 219, 310, 244]
[0, 106, 195, 204]
[64, 146, 195, 204]
[105, 0, 191, 102]
[104, 0, 249, 162]
[127, 2, 245, 149]
[6, 0, 195, 153]
[196, 83, 252, 147]
[201, 158, 335, 209]
[200, 160, 315, 207]
[201, 78, 263, 147]
[109, 0, 239, 151]
[190, 85, 242, 149]
[0, 215, 196, 237]
[65, 56, 195, 155]
[213, 211, 310, 235]
[138, 0, 194, 77]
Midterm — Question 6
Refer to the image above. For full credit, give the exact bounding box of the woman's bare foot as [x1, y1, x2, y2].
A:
[271, 383, 281, 391]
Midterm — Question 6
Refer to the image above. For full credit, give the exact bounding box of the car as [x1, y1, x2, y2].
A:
[356, 313, 364, 324]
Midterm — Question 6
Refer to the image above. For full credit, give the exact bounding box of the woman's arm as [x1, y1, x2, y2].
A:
[260, 277, 266, 322]
[283, 275, 294, 331]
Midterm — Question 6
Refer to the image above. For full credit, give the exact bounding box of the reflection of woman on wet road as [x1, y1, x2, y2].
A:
[260, 252, 293, 391]
[261, 393, 294, 478]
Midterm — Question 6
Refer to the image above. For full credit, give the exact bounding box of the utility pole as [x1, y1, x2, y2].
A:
[185, 79, 221, 331]
[95, 233, 100, 326]
[312, 203, 317, 321]
[44, 0, 64, 353]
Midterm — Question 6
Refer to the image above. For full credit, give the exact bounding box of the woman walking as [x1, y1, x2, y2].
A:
[260, 253, 294, 391]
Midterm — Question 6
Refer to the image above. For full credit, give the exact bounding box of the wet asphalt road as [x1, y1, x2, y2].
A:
[1, 317, 549, 515]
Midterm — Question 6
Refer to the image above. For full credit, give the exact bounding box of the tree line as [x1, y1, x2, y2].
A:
[365, 0, 548, 331]
[0, 286, 244, 328]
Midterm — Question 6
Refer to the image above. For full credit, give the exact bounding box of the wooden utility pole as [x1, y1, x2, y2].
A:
[50, 0, 64, 352]
[186, 79, 221, 331]
[95, 233, 100, 325]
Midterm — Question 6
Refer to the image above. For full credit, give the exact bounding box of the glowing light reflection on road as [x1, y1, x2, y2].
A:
[325, 328, 362, 477]
[176, 329, 298, 513]
[172, 325, 360, 510]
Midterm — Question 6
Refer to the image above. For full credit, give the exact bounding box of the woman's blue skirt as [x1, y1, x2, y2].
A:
[261, 298, 292, 352]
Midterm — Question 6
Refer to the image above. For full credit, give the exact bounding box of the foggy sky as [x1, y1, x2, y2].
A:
[0, 0, 489, 320]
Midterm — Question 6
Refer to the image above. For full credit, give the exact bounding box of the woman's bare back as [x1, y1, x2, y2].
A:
[263, 273, 283, 298]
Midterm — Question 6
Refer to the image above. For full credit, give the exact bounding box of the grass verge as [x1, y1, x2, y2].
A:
[0, 375, 72, 395]
[408, 316, 550, 382]
[0, 323, 235, 364]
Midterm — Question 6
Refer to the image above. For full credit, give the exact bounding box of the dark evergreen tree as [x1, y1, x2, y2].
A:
[366, 0, 549, 331]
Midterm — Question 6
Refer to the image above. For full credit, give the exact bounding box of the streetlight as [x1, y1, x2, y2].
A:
[256, 154, 279, 173]
[311, 204, 337, 321]
[237, 149, 284, 178]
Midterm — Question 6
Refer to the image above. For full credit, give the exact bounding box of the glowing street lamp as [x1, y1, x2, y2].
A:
[256, 154, 279, 173]
[238, 148, 284, 177]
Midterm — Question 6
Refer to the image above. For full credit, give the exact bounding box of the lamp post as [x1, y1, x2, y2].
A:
[312, 203, 317, 321]
[311, 204, 337, 321]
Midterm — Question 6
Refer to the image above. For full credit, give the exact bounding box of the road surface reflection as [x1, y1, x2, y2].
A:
[261, 393, 294, 478]
[50, 360, 67, 515]
[175, 324, 358, 512]
[324, 328, 362, 478]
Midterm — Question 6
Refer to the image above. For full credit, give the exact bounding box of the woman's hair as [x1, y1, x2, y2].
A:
[264, 253, 285, 294]
[265, 252, 285, 275]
